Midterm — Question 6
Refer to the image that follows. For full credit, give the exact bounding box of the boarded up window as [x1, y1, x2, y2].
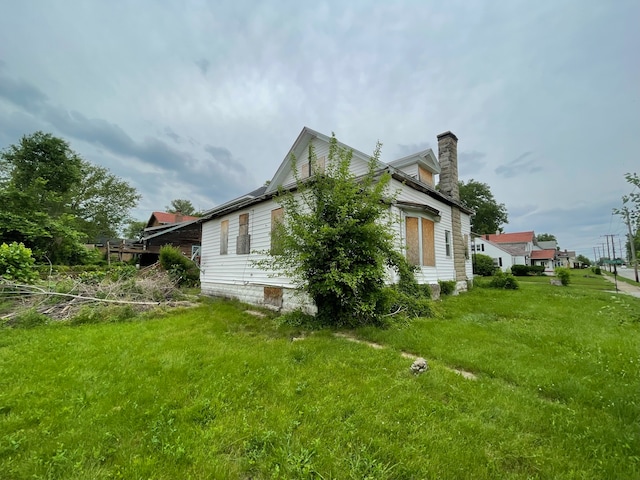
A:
[422, 218, 436, 266]
[315, 156, 326, 174]
[220, 220, 229, 255]
[405, 216, 420, 266]
[301, 162, 310, 179]
[236, 213, 250, 254]
[270, 208, 285, 255]
[418, 166, 433, 186]
[264, 287, 283, 308]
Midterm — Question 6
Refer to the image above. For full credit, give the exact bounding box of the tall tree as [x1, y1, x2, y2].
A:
[0, 132, 140, 263]
[165, 199, 198, 216]
[458, 179, 508, 234]
[70, 161, 141, 241]
[536, 233, 557, 242]
[260, 135, 407, 326]
[123, 220, 147, 240]
[614, 172, 639, 281]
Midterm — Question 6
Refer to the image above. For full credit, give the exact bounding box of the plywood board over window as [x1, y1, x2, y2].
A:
[422, 218, 435, 266]
[236, 213, 250, 254]
[418, 166, 433, 186]
[405, 216, 420, 266]
[220, 220, 229, 255]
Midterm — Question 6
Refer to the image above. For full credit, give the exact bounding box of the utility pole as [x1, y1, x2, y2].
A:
[593, 246, 598, 266]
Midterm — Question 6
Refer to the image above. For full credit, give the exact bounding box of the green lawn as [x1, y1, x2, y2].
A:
[1, 272, 639, 479]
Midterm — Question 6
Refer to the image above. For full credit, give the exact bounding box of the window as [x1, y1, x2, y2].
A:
[236, 213, 250, 254]
[220, 220, 229, 255]
[445, 230, 452, 257]
[301, 156, 326, 179]
[405, 216, 435, 266]
[418, 166, 433, 186]
[191, 245, 201, 265]
[270, 208, 284, 255]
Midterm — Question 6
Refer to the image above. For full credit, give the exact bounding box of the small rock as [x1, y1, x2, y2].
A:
[550, 279, 563, 286]
[410, 357, 429, 375]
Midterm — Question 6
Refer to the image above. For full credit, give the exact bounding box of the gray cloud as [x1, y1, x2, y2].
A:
[495, 151, 542, 178]
[459, 151, 487, 176]
[195, 58, 210, 76]
[394, 142, 432, 157]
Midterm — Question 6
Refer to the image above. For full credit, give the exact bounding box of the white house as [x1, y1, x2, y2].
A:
[471, 236, 519, 272]
[198, 127, 474, 311]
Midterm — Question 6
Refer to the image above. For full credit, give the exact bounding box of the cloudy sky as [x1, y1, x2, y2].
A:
[1, 0, 638, 259]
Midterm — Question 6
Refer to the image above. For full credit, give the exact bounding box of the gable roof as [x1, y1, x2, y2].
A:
[388, 149, 440, 174]
[531, 249, 556, 260]
[484, 231, 535, 244]
[265, 126, 382, 195]
[147, 211, 199, 228]
[475, 237, 522, 256]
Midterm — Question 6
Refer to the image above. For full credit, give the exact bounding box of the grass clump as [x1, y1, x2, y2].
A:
[487, 270, 519, 289]
[555, 267, 571, 286]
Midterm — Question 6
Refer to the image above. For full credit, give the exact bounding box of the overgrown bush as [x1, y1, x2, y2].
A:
[159, 245, 200, 287]
[0, 242, 38, 283]
[488, 270, 519, 290]
[473, 254, 496, 276]
[511, 265, 545, 276]
[591, 266, 602, 275]
[555, 267, 571, 286]
[438, 280, 457, 296]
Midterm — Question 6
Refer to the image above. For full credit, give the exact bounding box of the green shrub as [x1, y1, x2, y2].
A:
[0, 242, 38, 283]
[488, 270, 519, 290]
[555, 267, 571, 286]
[11, 308, 48, 328]
[512, 265, 546, 276]
[438, 280, 457, 296]
[380, 286, 435, 320]
[473, 254, 496, 276]
[591, 266, 602, 275]
[159, 245, 200, 287]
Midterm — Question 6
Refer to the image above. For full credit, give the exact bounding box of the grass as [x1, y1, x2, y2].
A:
[1, 272, 639, 479]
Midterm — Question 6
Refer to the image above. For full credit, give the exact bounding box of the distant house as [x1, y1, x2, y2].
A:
[531, 249, 557, 272]
[198, 127, 474, 311]
[479, 231, 537, 266]
[471, 235, 520, 272]
[556, 250, 577, 268]
[140, 211, 202, 265]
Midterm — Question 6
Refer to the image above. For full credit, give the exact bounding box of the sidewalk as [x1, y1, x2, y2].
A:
[603, 274, 640, 299]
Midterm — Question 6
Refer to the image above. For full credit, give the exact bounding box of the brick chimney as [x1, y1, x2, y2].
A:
[437, 131, 459, 201]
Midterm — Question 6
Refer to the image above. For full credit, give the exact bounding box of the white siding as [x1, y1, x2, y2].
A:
[396, 163, 419, 179]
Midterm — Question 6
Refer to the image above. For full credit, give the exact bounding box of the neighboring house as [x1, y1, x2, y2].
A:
[470, 235, 519, 272]
[139, 211, 202, 265]
[531, 249, 557, 272]
[556, 249, 577, 268]
[198, 127, 474, 311]
[481, 231, 537, 266]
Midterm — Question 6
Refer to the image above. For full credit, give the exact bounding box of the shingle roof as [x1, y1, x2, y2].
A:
[484, 231, 535, 244]
[531, 249, 556, 260]
[150, 212, 199, 225]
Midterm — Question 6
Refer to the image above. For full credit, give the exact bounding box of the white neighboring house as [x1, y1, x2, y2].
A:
[198, 127, 474, 311]
[470, 236, 519, 272]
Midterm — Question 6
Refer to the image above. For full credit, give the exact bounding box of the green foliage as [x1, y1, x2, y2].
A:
[536, 233, 557, 242]
[0, 131, 140, 263]
[591, 266, 602, 275]
[487, 270, 519, 289]
[576, 254, 591, 266]
[555, 267, 571, 286]
[511, 264, 545, 276]
[260, 134, 405, 326]
[458, 179, 508, 234]
[472, 253, 496, 276]
[165, 199, 199, 216]
[159, 245, 200, 286]
[9, 308, 48, 328]
[123, 220, 147, 240]
[438, 280, 457, 296]
[0, 242, 38, 283]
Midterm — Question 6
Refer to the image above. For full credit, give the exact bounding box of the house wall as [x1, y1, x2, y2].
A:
[472, 239, 515, 272]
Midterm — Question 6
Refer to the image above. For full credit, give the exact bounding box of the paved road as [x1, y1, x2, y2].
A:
[614, 267, 640, 283]
[603, 270, 640, 298]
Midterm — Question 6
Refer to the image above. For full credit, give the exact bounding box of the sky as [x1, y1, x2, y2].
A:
[0, 0, 638, 260]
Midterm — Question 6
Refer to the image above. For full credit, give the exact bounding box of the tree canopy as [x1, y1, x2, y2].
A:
[165, 199, 199, 216]
[536, 233, 557, 242]
[0, 132, 140, 263]
[458, 179, 508, 234]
